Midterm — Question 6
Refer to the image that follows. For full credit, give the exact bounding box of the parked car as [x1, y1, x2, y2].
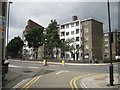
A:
[115, 56, 120, 60]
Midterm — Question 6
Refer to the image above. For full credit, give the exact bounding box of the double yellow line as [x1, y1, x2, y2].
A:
[21, 70, 46, 90]
[70, 73, 95, 90]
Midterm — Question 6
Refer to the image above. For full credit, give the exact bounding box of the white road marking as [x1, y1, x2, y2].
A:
[9, 65, 22, 68]
[28, 67, 39, 69]
[56, 71, 69, 75]
[50, 65, 60, 67]
[9, 65, 39, 69]
[12, 79, 30, 88]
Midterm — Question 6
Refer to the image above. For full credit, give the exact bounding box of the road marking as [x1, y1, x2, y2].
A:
[25, 70, 46, 90]
[21, 70, 46, 90]
[10, 64, 39, 69]
[9, 65, 22, 68]
[50, 65, 60, 67]
[28, 67, 39, 69]
[13, 79, 30, 88]
[56, 71, 69, 75]
[70, 76, 79, 90]
[70, 73, 96, 90]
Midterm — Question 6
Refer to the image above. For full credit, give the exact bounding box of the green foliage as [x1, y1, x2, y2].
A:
[25, 27, 44, 48]
[46, 19, 61, 50]
[60, 41, 70, 52]
[6, 36, 24, 58]
[118, 36, 120, 46]
[118, 36, 120, 55]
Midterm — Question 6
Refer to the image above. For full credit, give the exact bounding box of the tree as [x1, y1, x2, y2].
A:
[25, 27, 44, 59]
[6, 36, 24, 58]
[60, 40, 71, 59]
[118, 36, 120, 55]
[46, 19, 61, 59]
[62, 38, 81, 61]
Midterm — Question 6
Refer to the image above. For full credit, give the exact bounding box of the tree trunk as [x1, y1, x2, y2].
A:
[35, 48, 38, 60]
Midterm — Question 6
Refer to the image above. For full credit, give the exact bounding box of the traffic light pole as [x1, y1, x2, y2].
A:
[107, 0, 114, 86]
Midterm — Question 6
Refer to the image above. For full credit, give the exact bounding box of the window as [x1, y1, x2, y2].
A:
[71, 23, 74, 27]
[61, 32, 65, 36]
[85, 45, 89, 49]
[84, 21, 88, 25]
[76, 37, 79, 41]
[85, 37, 89, 41]
[76, 44, 79, 49]
[61, 39, 65, 43]
[81, 37, 83, 40]
[104, 34, 109, 37]
[76, 21, 79, 26]
[66, 32, 69, 36]
[105, 38, 109, 41]
[61, 25, 65, 29]
[71, 31, 74, 35]
[71, 37, 75, 42]
[66, 24, 69, 28]
[105, 49, 109, 52]
[104, 55, 109, 58]
[66, 54, 70, 58]
[105, 44, 109, 47]
[76, 29, 79, 34]
[84, 28, 88, 33]
[81, 53, 83, 57]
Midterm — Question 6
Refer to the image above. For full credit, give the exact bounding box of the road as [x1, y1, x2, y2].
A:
[4, 59, 119, 89]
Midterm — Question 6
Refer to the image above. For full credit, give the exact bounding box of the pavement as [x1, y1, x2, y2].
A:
[80, 73, 119, 89]
[2, 71, 23, 90]
[11, 59, 109, 66]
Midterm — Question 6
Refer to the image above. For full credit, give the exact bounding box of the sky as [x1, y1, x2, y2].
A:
[8, 0, 119, 41]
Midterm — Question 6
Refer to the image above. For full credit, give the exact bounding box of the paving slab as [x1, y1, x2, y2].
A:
[80, 73, 119, 89]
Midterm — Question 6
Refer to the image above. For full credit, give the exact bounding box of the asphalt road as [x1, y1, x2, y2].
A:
[7, 59, 119, 89]
[9, 59, 119, 74]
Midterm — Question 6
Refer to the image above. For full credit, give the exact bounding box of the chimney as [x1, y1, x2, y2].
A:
[72, 16, 78, 21]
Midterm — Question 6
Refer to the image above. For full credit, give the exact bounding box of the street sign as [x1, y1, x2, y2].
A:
[0, 16, 5, 37]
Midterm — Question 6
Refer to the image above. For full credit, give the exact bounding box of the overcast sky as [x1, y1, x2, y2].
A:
[8, 0, 119, 41]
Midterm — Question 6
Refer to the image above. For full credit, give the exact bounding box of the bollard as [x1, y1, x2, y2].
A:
[62, 59, 65, 65]
[43, 60, 47, 66]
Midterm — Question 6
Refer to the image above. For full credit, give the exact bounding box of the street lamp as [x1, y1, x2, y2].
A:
[107, 0, 114, 86]
[7, 1, 12, 45]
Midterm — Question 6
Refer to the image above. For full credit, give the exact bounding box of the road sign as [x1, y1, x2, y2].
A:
[0, 16, 5, 38]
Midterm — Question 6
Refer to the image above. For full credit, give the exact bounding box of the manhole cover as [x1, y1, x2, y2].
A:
[23, 70, 32, 73]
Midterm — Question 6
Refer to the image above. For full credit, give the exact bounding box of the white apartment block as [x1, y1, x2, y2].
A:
[22, 34, 35, 60]
[59, 16, 82, 60]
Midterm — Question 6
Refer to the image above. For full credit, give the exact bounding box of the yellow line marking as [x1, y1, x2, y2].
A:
[25, 70, 46, 90]
[73, 77, 79, 90]
[21, 70, 45, 90]
[70, 73, 97, 90]
[70, 76, 78, 90]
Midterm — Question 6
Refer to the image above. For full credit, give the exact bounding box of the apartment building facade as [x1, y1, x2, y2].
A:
[81, 18, 103, 62]
[59, 16, 103, 61]
[103, 31, 120, 60]
[59, 16, 82, 60]
[22, 19, 44, 60]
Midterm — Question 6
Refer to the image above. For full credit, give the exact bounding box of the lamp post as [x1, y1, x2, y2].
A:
[7, 2, 12, 45]
[107, 0, 114, 86]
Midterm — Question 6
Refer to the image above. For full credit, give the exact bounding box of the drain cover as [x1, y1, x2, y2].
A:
[23, 70, 32, 73]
